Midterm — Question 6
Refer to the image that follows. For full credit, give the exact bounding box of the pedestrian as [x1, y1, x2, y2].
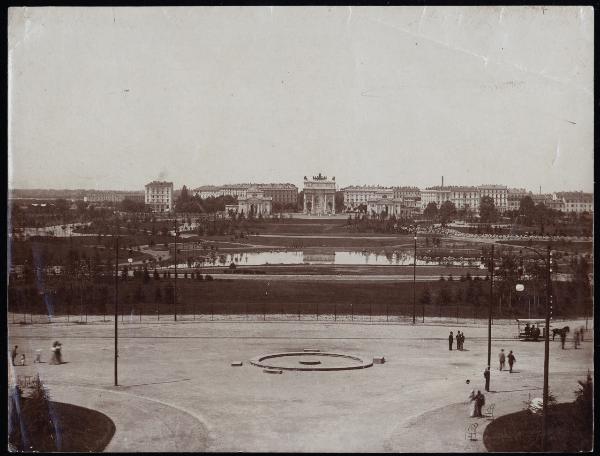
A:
[461, 332, 466, 350]
[19, 354, 25, 366]
[476, 390, 486, 416]
[449, 331, 454, 351]
[468, 389, 478, 417]
[50, 341, 63, 365]
[574, 331, 580, 349]
[580, 327, 585, 342]
[455, 331, 461, 350]
[560, 332, 566, 349]
[34, 350, 42, 364]
[484, 366, 490, 392]
[10, 345, 18, 366]
[508, 350, 516, 373]
[498, 349, 505, 371]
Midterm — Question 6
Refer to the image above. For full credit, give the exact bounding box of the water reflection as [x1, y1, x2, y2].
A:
[170, 250, 482, 267]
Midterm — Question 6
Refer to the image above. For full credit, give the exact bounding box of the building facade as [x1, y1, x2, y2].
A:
[553, 191, 593, 214]
[236, 186, 272, 216]
[420, 188, 451, 210]
[84, 191, 145, 204]
[477, 185, 508, 213]
[220, 184, 251, 199]
[342, 185, 390, 211]
[303, 173, 336, 215]
[145, 181, 174, 212]
[193, 185, 222, 199]
[257, 183, 298, 207]
[366, 189, 413, 218]
[507, 188, 530, 212]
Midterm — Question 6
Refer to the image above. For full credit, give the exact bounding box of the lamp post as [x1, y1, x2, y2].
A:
[173, 217, 178, 322]
[114, 233, 119, 386]
[486, 245, 494, 380]
[516, 244, 553, 451]
[413, 229, 417, 324]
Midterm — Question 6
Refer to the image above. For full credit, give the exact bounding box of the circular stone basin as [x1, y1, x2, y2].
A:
[250, 352, 373, 371]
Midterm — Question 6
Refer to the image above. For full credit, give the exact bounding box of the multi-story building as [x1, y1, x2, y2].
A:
[342, 185, 391, 211]
[531, 193, 554, 206]
[393, 186, 420, 199]
[193, 185, 222, 199]
[145, 181, 174, 213]
[448, 186, 480, 212]
[84, 191, 145, 204]
[477, 184, 508, 213]
[420, 187, 451, 210]
[507, 188, 530, 212]
[553, 191, 593, 214]
[220, 184, 251, 199]
[257, 183, 298, 207]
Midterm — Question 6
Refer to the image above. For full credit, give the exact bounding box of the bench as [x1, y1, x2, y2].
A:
[465, 423, 478, 441]
[16, 375, 33, 388]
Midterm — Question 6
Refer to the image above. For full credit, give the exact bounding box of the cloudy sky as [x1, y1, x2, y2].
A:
[8, 6, 593, 192]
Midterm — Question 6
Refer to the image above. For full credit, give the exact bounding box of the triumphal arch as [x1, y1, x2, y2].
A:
[303, 173, 336, 215]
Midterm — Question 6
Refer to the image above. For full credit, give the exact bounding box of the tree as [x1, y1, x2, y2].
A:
[335, 191, 344, 213]
[439, 201, 457, 225]
[519, 195, 535, 221]
[479, 196, 498, 223]
[120, 199, 147, 213]
[423, 202, 438, 220]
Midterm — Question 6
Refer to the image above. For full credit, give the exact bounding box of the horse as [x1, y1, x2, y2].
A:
[552, 326, 570, 341]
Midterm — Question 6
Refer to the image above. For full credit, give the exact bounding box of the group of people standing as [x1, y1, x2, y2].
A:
[448, 331, 466, 351]
[9, 341, 63, 367]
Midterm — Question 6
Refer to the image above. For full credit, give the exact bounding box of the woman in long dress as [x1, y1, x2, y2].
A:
[468, 390, 478, 417]
[49, 341, 62, 365]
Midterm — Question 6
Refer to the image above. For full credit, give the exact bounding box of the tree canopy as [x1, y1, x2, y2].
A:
[479, 196, 498, 223]
[439, 201, 457, 225]
[423, 202, 438, 219]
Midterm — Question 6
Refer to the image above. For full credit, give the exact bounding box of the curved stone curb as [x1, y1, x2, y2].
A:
[250, 352, 373, 371]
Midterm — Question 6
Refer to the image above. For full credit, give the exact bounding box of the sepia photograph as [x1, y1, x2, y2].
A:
[7, 5, 594, 452]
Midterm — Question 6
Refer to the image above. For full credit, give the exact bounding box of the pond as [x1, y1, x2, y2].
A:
[168, 249, 483, 268]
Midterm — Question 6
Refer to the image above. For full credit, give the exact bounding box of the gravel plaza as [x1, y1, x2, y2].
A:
[8, 317, 593, 452]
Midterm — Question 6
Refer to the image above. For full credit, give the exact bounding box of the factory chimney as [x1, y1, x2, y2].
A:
[442, 176, 444, 188]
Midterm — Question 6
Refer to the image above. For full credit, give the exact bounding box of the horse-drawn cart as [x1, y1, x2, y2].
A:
[515, 318, 549, 341]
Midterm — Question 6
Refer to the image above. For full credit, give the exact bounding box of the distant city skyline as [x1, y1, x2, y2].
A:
[8, 6, 594, 193]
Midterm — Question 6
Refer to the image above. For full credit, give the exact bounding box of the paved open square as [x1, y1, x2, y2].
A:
[8, 318, 593, 452]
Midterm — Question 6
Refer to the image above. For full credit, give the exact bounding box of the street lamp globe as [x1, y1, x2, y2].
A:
[515, 283, 525, 292]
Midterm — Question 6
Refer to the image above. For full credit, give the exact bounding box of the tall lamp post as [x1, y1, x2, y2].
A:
[516, 244, 553, 451]
[173, 217, 178, 322]
[413, 228, 417, 324]
[114, 231, 119, 386]
[486, 245, 494, 379]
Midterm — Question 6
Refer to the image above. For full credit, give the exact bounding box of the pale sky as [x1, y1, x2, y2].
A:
[8, 6, 594, 192]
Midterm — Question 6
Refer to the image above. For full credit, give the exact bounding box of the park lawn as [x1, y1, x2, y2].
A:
[483, 402, 592, 452]
[12, 398, 115, 452]
[10, 237, 156, 265]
